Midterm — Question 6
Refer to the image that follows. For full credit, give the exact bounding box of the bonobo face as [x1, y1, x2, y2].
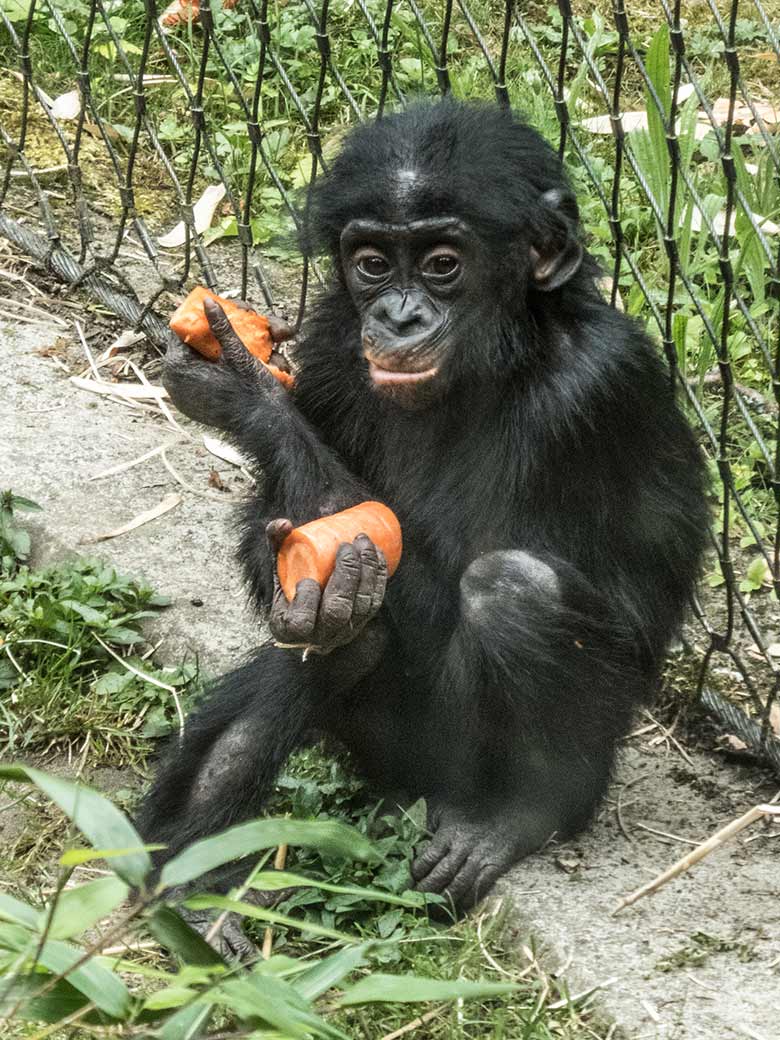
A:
[341, 217, 488, 408]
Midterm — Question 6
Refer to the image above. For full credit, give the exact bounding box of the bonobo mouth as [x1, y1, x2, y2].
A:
[363, 340, 440, 388]
[367, 359, 440, 386]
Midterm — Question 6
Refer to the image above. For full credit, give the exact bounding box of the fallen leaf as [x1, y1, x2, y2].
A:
[582, 111, 649, 134]
[769, 704, 780, 739]
[159, 0, 237, 32]
[688, 208, 779, 236]
[88, 494, 181, 542]
[723, 734, 748, 751]
[555, 855, 581, 873]
[202, 433, 249, 468]
[70, 375, 169, 400]
[50, 89, 81, 120]
[158, 183, 227, 248]
[582, 86, 696, 134]
[709, 97, 780, 131]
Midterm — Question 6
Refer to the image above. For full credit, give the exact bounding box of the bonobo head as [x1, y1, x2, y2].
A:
[306, 98, 588, 408]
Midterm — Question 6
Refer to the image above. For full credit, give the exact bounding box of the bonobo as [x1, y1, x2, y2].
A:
[138, 99, 708, 939]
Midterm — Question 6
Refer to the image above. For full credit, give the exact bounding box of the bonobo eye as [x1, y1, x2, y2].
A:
[420, 246, 461, 282]
[353, 247, 391, 281]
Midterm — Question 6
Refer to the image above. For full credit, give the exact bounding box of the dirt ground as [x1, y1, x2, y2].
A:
[2, 287, 779, 1039]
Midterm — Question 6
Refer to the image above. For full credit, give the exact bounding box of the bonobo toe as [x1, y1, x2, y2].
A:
[411, 808, 525, 912]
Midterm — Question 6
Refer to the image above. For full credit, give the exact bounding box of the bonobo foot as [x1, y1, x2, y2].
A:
[179, 903, 259, 963]
[170, 886, 293, 964]
[411, 801, 555, 912]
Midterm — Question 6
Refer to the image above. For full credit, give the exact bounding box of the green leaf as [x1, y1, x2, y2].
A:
[0, 978, 90, 1024]
[0, 765, 151, 886]
[746, 557, 770, 588]
[293, 942, 375, 1001]
[60, 844, 165, 867]
[250, 871, 425, 907]
[60, 600, 107, 625]
[183, 895, 353, 943]
[641, 24, 671, 216]
[8, 495, 42, 512]
[0, 892, 38, 930]
[42, 877, 129, 940]
[338, 973, 518, 1006]
[142, 985, 199, 1011]
[160, 818, 379, 889]
[158, 1001, 213, 1040]
[146, 906, 225, 967]
[103, 626, 145, 645]
[0, 930, 130, 1017]
[214, 974, 348, 1039]
[5, 527, 30, 559]
[377, 909, 403, 938]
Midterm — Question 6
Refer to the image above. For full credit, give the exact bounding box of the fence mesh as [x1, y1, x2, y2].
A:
[1, 0, 778, 773]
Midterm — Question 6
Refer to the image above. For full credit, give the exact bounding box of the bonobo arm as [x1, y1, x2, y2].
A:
[164, 299, 368, 520]
[165, 300, 387, 652]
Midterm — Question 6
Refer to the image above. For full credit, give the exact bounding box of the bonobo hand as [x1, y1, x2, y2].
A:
[163, 297, 293, 431]
[266, 518, 387, 653]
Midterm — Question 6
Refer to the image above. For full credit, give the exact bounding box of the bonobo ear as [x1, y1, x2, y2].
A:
[529, 188, 584, 292]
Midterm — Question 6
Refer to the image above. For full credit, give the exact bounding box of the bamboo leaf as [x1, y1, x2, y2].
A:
[250, 871, 426, 907]
[0, 930, 130, 1017]
[338, 973, 518, 1006]
[160, 818, 378, 889]
[42, 877, 129, 940]
[183, 895, 353, 943]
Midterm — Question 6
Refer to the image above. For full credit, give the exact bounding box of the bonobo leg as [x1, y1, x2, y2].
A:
[136, 625, 387, 959]
[136, 624, 387, 867]
[409, 550, 647, 910]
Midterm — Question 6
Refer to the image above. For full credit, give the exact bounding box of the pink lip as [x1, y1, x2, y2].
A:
[368, 361, 439, 385]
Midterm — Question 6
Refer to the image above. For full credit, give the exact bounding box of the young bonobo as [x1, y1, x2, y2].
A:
[138, 99, 708, 950]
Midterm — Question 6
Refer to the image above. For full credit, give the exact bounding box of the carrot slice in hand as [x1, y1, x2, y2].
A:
[277, 502, 402, 602]
[170, 286, 274, 362]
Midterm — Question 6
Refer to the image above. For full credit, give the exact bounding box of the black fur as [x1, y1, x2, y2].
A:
[138, 99, 708, 909]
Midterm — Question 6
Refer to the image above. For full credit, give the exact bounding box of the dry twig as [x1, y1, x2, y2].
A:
[614, 804, 780, 913]
[262, 843, 289, 959]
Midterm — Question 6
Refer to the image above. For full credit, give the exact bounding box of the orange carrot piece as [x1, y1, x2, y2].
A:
[169, 286, 273, 363]
[277, 502, 402, 602]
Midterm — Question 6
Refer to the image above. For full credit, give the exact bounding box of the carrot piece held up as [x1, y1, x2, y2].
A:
[277, 502, 402, 602]
[169, 285, 272, 362]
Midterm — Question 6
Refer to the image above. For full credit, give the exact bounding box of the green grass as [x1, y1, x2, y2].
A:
[0, 492, 199, 766]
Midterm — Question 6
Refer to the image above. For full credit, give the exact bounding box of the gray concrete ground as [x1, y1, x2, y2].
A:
[3, 316, 779, 1039]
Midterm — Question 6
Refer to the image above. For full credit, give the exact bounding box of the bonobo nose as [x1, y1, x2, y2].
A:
[378, 290, 433, 336]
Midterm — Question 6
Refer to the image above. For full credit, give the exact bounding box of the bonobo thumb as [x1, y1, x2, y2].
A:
[266, 518, 294, 556]
[203, 297, 273, 386]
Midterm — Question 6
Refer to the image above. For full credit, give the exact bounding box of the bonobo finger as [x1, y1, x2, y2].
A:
[266, 314, 295, 343]
[204, 298, 264, 379]
[273, 578, 321, 644]
[315, 542, 361, 643]
[369, 546, 388, 616]
[266, 520, 294, 639]
[266, 518, 294, 556]
[351, 534, 381, 624]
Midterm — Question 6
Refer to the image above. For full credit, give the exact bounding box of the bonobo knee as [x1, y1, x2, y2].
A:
[460, 550, 560, 625]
